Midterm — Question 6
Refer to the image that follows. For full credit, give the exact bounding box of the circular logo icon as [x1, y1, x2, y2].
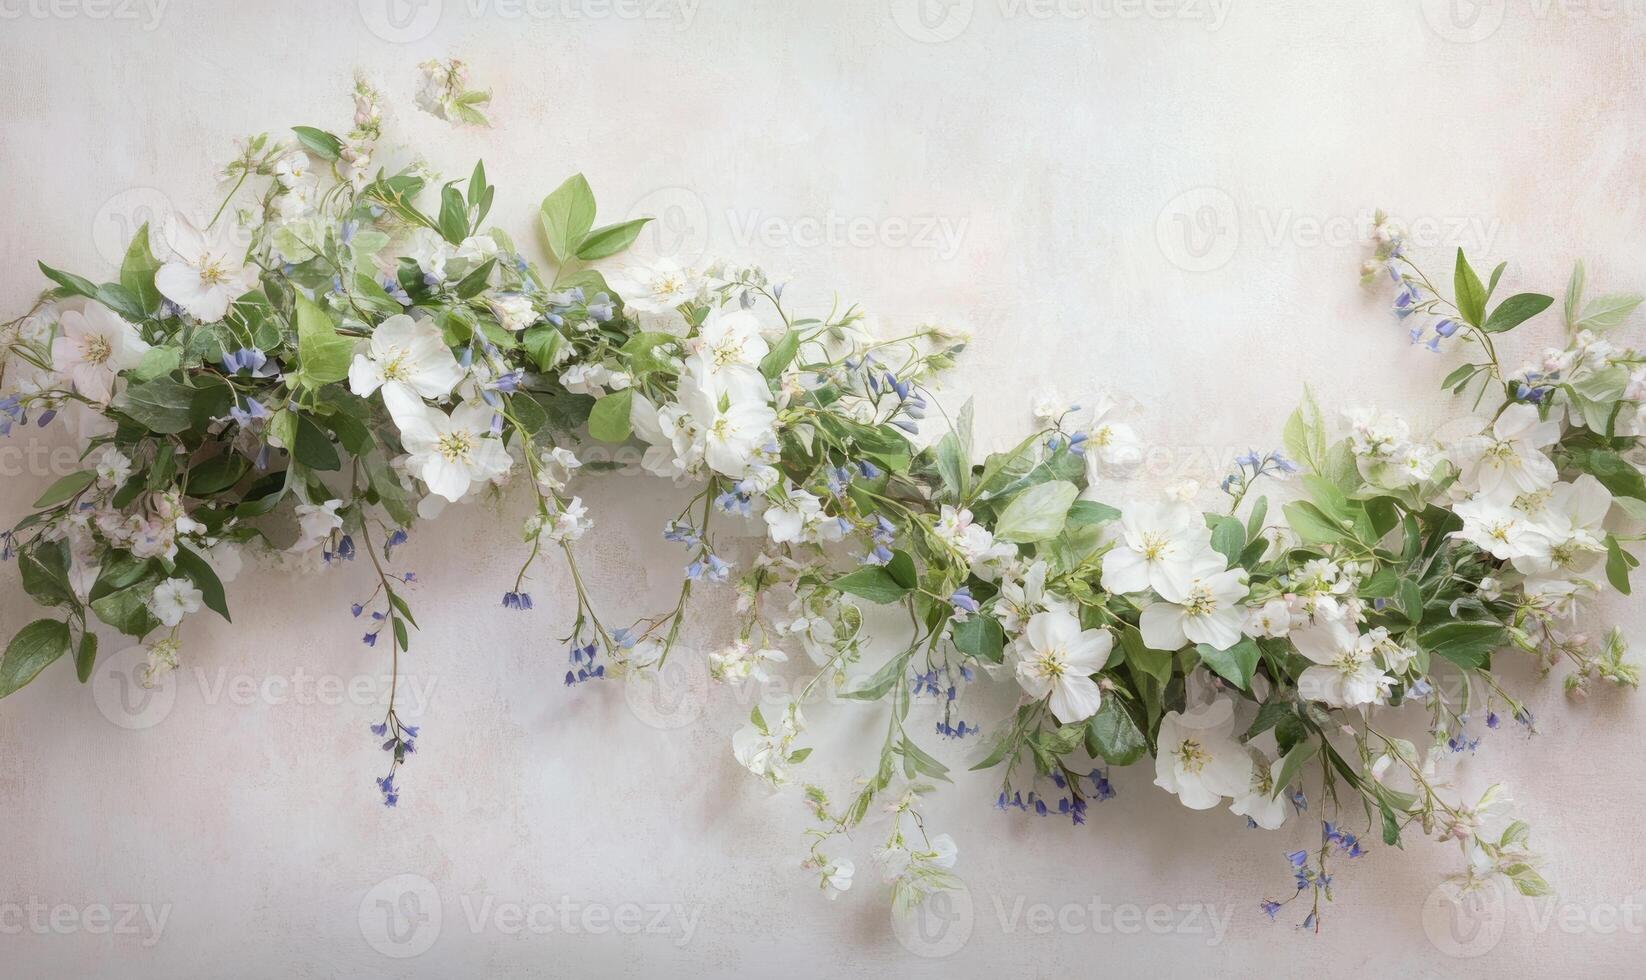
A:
[623, 185, 711, 269]
[1420, 0, 1507, 43]
[1155, 186, 1240, 273]
[1422, 878, 1507, 957]
[358, 0, 444, 43]
[359, 873, 442, 958]
[92, 187, 177, 268]
[93, 646, 177, 731]
[624, 655, 708, 730]
[892, 879, 974, 957]
[890, 0, 975, 43]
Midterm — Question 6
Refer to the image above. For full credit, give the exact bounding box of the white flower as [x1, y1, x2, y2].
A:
[155, 215, 258, 321]
[489, 294, 538, 333]
[1084, 394, 1143, 479]
[1032, 387, 1077, 422]
[1291, 619, 1392, 708]
[1229, 755, 1290, 830]
[50, 303, 150, 403]
[932, 505, 1014, 569]
[695, 308, 769, 369]
[147, 577, 202, 628]
[1243, 597, 1292, 638]
[1154, 698, 1252, 810]
[1139, 563, 1250, 651]
[1514, 475, 1612, 580]
[821, 859, 854, 900]
[764, 487, 844, 545]
[545, 497, 592, 543]
[535, 447, 582, 493]
[1013, 610, 1112, 724]
[348, 314, 465, 422]
[677, 354, 776, 477]
[606, 259, 706, 317]
[1453, 495, 1543, 562]
[397, 400, 513, 502]
[732, 702, 804, 786]
[708, 641, 788, 683]
[1100, 499, 1214, 598]
[291, 498, 343, 553]
[92, 445, 133, 488]
[405, 227, 453, 281]
[273, 151, 312, 188]
[1448, 403, 1561, 502]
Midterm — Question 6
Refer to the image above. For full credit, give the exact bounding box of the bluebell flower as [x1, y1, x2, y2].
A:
[587, 293, 615, 322]
[948, 586, 980, 618]
[1434, 317, 1460, 337]
[863, 544, 894, 565]
[370, 722, 388, 736]
[715, 491, 753, 517]
[663, 520, 701, 548]
[385, 529, 408, 557]
[351, 603, 365, 618]
[501, 591, 534, 610]
[1486, 710, 1500, 729]
[856, 460, 882, 479]
[1261, 900, 1282, 920]
[35, 409, 56, 427]
[1289, 788, 1308, 813]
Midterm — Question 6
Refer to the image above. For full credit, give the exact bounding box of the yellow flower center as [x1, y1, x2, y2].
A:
[1175, 738, 1208, 774]
[436, 430, 473, 463]
[81, 334, 113, 366]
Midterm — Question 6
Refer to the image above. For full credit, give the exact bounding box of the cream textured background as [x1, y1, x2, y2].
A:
[3, 1, 1645, 977]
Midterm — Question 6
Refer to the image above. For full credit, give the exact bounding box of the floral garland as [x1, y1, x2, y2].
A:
[3, 67, 1644, 926]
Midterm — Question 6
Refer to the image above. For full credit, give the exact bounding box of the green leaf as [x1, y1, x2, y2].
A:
[114, 377, 196, 433]
[1563, 260, 1586, 328]
[759, 329, 800, 380]
[587, 389, 634, 443]
[90, 584, 160, 637]
[132, 345, 182, 381]
[1283, 500, 1347, 546]
[1066, 499, 1121, 527]
[576, 218, 651, 261]
[75, 631, 98, 684]
[1605, 535, 1637, 595]
[37, 261, 98, 299]
[840, 651, 909, 701]
[95, 283, 145, 322]
[19, 540, 74, 607]
[1196, 637, 1260, 690]
[522, 325, 566, 373]
[1575, 449, 1646, 502]
[185, 453, 250, 497]
[1084, 698, 1147, 766]
[1481, 293, 1553, 334]
[293, 414, 341, 471]
[539, 173, 597, 264]
[32, 471, 95, 509]
[951, 615, 1004, 664]
[120, 223, 163, 314]
[438, 183, 469, 244]
[1453, 248, 1486, 327]
[291, 126, 343, 160]
[831, 565, 912, 604]
[0, 620, 72, 698]
[994, 480, 1078, 543]
[1209, 516, 1246, 564]
[1418, 621, 1507, 671]
[294, 294, 354, 388]
[174, 543, 231, 622]
[1120, 626, 1173, 687]
[1574, 293, 1643, 333]
[1271, 739, 1319, 800]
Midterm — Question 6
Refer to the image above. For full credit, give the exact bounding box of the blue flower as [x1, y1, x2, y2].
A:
[948, 586, 980, 618]
[1261, 900, 1282, 920]
[501, 591, 534, 611]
